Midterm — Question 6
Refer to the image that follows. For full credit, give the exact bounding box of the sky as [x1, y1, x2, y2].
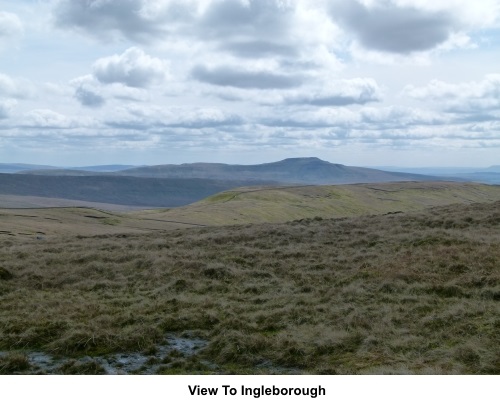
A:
[0, 0, 500, 167]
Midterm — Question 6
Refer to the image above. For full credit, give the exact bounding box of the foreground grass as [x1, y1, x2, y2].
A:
[0, 200, 499, 374]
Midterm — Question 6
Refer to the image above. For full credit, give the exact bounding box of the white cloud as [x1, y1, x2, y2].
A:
[404, 74, 500, 113]
[105, 104, 244, 130]
[0, 73, 33, 99]
[92, 47, 169, 88]
[359, 106, 446, 126]
[285, 78, 383, 106]
[24, 109, 76, 129]
[0, 11, 23, 39]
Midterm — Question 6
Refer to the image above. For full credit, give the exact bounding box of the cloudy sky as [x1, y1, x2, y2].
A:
[1, 0, 500, 167]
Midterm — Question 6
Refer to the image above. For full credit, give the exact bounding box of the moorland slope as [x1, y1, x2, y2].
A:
[0, 198, 499, 374]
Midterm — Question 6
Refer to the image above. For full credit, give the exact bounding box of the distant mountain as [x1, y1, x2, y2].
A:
[456, 172, 500, 184]
[373, 165, 500, 184]
[18, 169, 103, 176]
[0, 174, 273, 207]
[19, 165, 139, 176]
[0, 163, 58, 174]
[117, 157, 438, 184]
[68, 165, 138, 172]
[372, 166, 482, 175]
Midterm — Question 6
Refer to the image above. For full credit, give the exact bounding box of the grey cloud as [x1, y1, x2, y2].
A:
[454, 113, 500, 123]
[93, 48, 168, 88]
[194, 0, 305, 61]
[330, 1, 458, 53]
[260, 118, 332, 129]
[192, 65, 303, 89]
[75, 86, 105, 108]
[199, 0, 293, 40]
[164, 115, 244, 129]
[0, 100, 15, 119]
[288, 93, 377, 107]
[53, 0, 176, 43]
[53, 0, 295, 51]
[220, 40, 298, 59]
[104, 120, 151, 131]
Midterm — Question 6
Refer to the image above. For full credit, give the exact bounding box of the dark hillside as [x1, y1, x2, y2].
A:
[0, 174, 272, 207]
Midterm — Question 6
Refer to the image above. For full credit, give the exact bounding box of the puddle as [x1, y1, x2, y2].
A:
[0, 333, 210, 375]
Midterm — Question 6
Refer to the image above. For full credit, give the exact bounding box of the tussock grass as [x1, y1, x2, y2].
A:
[0, 352, 30, 374]
[0, 200, 499, 374]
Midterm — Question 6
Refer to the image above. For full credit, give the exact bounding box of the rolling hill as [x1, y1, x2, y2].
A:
[134, 181, 500, 226]
[2, 182, 499, 239]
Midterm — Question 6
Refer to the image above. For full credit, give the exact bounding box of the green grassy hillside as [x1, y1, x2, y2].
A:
[135, 182, 500, 225]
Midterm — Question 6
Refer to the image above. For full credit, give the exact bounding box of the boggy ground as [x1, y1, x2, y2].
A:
[0, 200, 499, 374]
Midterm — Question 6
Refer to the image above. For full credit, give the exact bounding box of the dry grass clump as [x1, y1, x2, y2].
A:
[0, 200, 499, 374]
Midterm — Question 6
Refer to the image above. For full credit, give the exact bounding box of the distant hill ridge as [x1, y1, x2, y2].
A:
[16, 157, 437, 184]
[116, 157, 436, 184]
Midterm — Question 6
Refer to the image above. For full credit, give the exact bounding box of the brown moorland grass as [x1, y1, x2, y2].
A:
[0, 200, 499, 374]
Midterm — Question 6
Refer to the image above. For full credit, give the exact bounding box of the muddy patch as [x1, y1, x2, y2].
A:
[0, 333, 211, 375]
